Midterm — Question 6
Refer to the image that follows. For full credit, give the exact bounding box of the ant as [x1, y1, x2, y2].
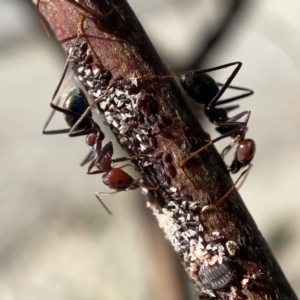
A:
[43, 85, 159, 213]
[147, 62, 255, 204]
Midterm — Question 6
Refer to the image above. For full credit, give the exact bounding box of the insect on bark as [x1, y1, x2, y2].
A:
[199, 262, 234, 290]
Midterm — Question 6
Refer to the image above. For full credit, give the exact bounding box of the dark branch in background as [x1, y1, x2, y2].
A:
[33, 0, 297, 299]
[184, 0, 249, 71]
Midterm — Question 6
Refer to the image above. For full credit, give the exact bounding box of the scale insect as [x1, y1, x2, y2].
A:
[199, 262, 234, 290]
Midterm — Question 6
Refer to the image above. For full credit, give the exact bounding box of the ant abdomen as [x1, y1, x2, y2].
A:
[102, 168, 134, 191]
[230, 139, 256, 173]
[180, 73, 219, 105]
[63, 87, 92, 129]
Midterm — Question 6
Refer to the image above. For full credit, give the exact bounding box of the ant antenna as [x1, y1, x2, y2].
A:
[214, 164, 252, 206]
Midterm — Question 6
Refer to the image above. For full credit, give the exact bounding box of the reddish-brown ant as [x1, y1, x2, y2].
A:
[43, 84, 159, 213]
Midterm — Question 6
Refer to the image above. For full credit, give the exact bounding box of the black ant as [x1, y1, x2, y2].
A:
[147, 62, 255, 204]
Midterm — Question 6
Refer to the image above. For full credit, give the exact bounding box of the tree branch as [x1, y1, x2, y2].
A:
[33, 0, 297, 299]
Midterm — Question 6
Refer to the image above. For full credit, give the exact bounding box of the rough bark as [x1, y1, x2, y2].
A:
[33, 0, 298, 299]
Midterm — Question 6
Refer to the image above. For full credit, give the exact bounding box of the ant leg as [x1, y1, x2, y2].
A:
[86, 144, 146, 175]
[36, 0, 51, 37]
[42, 22, 90, 135]
[144, 61, 250, 111]
[111, 154, 148, 164]
[214, 83, 253, 106]
[95, 195, 112, 215]
[69, 81, 115, 136]
[42, 59, 70, 134]
[216, 110, 251, 126]
[213, 164, 252, 206]
[80, 149, 94, 166]
[139, 182, 160, 191]
[42, 94, 72, 135]
[118, 164, 134, 169]
[65, 0, 108, 20]
[86, 161, 106, 175]
[144, 61, 245, 107]
[221, 143, 234, 159]
[43, 14, 103, 137]
[144, 61, 242, 82]
[96, 190, 120, 196]
[179, 117, 249, 167]
[179, 141, 214, 167]
[205, 62, 242, 110]
[215, 110, 251, 149]
[235, 164, 252, 191]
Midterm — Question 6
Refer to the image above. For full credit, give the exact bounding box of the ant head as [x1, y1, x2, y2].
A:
[63, 87, 92, 129]
[102, 168, 135, 191]
[180, 73, 219, 105]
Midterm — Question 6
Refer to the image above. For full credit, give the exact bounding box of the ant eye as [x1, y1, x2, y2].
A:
[236, 139, 256, 165]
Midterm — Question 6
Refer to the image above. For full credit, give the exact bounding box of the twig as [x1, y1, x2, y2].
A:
[33, 0, 298, 299]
